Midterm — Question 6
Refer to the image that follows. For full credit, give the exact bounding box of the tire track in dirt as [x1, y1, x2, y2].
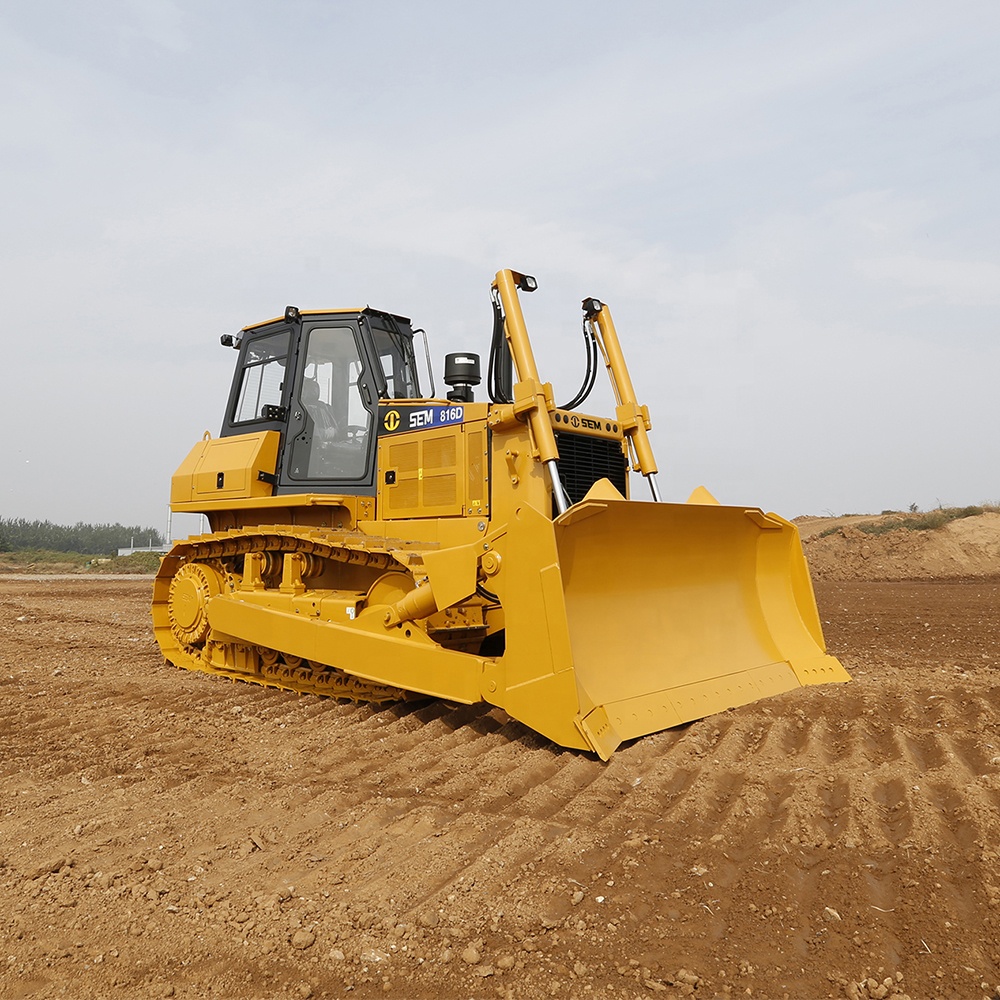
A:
[280, 731, 604, 911]
[253, 663, 1000, 917]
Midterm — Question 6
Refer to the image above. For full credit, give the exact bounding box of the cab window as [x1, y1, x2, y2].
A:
[370, 324, 420, 399]
[232, 330, 289, 423]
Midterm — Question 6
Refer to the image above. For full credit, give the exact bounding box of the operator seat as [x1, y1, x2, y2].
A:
[301, 378, 339, 440]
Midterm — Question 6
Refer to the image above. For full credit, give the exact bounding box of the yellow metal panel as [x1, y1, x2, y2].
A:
[465, 428, 487, 516]
[389, 439, 419, 472]
[550, 410, 622, 441]
[170, 436, 211, 504]
[388, 480, 419, 513]
[171, 431, 280, 506]
[378, 425, 465, 519]
[207, 593, 483, 704]
[423, 473, 457, 507]
[169, 493, 365, 529]
[423, 435, 456, 467]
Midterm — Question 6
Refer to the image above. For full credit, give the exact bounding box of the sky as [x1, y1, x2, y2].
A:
[2, 0, 998, 535]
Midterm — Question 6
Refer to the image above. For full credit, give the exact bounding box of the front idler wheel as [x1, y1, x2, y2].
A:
[167, 562, 224, 647]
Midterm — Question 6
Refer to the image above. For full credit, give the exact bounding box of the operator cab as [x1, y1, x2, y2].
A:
[220, 308, 423, 495]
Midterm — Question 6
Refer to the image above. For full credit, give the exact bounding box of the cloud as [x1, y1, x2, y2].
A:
[116, 0, 189, 55]
[857, 255, 1000, 306]
[1, 1, 999, 525]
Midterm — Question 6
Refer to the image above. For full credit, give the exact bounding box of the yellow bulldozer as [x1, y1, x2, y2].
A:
[153, 268, 848, 758]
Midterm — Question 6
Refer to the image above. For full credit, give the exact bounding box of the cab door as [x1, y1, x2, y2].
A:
[280, 319, 380, 493]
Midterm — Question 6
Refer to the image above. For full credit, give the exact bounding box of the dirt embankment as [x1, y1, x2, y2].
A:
[800, 511, 1000, 582]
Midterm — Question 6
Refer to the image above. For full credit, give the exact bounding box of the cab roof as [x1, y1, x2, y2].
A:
[241, 306, 412, 333]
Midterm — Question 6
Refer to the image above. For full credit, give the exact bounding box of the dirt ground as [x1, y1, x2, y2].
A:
[3, 519, 1000, 999]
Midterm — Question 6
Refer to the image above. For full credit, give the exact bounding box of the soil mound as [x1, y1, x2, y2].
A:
[799, 510, 1000, 581]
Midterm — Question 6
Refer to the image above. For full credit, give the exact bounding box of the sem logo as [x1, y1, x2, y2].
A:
[570, 415, 580, 428]
[383, 410, 400, 432]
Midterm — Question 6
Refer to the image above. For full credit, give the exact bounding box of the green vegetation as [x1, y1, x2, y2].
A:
[0, 518, 163, 555]
[94, 552, 163, 574]
[819, 505, 1000, 538]
[0, 549, 91, 570]
[0, 549, 162, 575]
[0, 519, 166, 575]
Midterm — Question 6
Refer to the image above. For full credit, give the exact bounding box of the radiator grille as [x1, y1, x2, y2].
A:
[554, 431, 628, 506]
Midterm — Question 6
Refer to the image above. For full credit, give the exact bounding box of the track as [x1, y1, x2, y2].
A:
[2, 576, 1000, 999]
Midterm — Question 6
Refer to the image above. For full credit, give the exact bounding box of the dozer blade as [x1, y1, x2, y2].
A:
[502, 493, 849, 760]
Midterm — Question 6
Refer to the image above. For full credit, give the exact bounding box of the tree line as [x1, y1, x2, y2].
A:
[0, 518, 164, 555]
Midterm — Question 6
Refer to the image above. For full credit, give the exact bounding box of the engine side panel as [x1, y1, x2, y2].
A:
[376, 404, 489, 520]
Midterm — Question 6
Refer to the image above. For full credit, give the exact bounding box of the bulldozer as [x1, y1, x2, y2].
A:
[152, 268, 848, 759]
